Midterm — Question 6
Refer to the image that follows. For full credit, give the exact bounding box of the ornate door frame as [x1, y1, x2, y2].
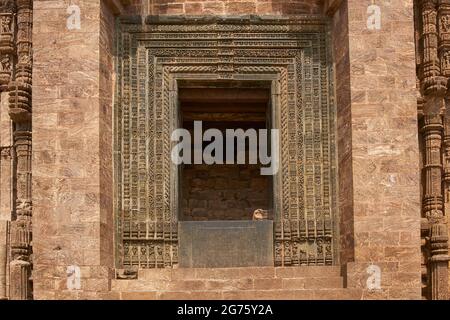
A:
[114, 15, 339, 269]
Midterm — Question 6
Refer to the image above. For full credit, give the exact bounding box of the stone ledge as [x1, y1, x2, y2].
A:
[126, 266, 342, 281]
[111, 276, 344, 292]
[118, 14, 330, 25]
[111, 266, 345, 294]
[115, 289, 363, 300]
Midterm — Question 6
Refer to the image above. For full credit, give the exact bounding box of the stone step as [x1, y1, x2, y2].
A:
[112, 276, 344, 292]
[112, 266, 346, 299]
[117, 289, 363, 300]
[136, 266, 342, 281]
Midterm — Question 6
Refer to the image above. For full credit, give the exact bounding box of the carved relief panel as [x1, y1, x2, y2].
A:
[114, 16, 338, 268]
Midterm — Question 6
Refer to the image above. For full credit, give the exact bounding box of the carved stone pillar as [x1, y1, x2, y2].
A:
[438, 1, 450, 77]
[421, 0, 447, 95]
[437, 0, 450, 301]
[9, 0, 31, 123]
[421, 107, 450, 300]
[430, 223, 450, 299]
[0, 220, 8, 300]
[7, 0, 32, 300]
[441, 98, 450, 300]
[421, 114, 444, 218]
[417, 0, 450, 300]
[443, 102, 450, 213]
[0, 0, 16, 301]
[8, 132, 32, 300]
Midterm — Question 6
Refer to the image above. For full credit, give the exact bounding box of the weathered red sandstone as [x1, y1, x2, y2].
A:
[0, 0, 446, 300]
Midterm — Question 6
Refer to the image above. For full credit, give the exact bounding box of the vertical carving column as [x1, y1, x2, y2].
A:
[0, 0, 16, 301]
[0, 1, 15, 88]
[438, 1, 450, 78]
[438, 0, 450, 300]
[421, 115, 444, 223]
[422, 1, 442, 92]
[8, 0, 32, 300]
[443, 101, 450, 216]
[420, 0, 450, 300]
[8, 130, 31, 300]
[420, 113, 450, 303]
[429, 222, 449, 299]
[0, 221, 8, 300]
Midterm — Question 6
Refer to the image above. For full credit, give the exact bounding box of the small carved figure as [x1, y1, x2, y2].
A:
[442, 15, 450, 33]
[0, 146, 11, 158]
[0, 56, 10, 72]
[442, 51, 450, 71]
[252, 209, 269, 220]
[0, 16, 12, 33]
[17, 29, 26, 41]
[19, 54, 30, 65]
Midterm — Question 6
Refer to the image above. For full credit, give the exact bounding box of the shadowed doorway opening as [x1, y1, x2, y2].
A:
[178, 82, 274, 222]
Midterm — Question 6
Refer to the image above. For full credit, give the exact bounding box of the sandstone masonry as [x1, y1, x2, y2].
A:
[0, 0, 445, 300]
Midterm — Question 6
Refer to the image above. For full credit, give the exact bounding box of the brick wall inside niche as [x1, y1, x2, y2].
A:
[181, 164, 271, 221]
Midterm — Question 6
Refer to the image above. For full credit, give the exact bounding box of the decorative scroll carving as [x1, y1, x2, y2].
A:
[415, 0, 450, 300]
[115, 16, 337, 268]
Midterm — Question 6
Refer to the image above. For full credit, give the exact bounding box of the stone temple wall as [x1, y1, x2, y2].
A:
[0, 0, 435, 300]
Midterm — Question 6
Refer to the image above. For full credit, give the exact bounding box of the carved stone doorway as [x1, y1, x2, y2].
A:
[115, 16, 338, 269]
[175, 81, 276, 268]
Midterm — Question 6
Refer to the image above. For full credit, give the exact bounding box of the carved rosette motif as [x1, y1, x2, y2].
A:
[0, 0, 32, 300]
[416, 0, 450, 300]
[115, 17, 338, 268]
